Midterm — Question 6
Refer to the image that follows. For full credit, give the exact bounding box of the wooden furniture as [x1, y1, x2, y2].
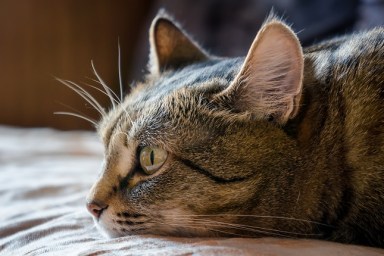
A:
[0, 0, 150, 130]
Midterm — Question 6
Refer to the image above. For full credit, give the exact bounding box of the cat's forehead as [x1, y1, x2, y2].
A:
[156, 58, 243, 90]
[98, 57, 243, 147]
[131, 57, 243, 106]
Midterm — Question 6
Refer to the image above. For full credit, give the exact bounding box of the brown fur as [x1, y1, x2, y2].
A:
[85, 12, 384, 247]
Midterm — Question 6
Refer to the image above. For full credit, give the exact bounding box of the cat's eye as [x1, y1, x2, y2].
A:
[139, 146, 168, 175]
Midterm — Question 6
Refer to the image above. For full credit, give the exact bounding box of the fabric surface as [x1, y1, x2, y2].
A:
[0, 125, 383, 256]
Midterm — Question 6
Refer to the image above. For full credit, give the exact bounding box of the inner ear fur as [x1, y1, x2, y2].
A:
[216, 19, 304, 124]
[149, 13, 209, 74]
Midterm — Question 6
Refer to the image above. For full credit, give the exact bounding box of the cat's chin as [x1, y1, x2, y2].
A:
[94, 210, 151, 238]
[94, 216, 215, 238]
[94, 219, 120, 238]
[95, 223, 117, 238]
[92, 207, 227, 238]
[92, 211, 127, 238]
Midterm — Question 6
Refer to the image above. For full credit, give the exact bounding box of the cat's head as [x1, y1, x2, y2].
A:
[86, 11, 304, 238]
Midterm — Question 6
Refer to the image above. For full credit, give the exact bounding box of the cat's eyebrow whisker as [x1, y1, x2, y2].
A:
[84, 77, 134, 126]
[91, 60, 117, 109]
[81, 82, 121, 106]
[88, 77, 121, 105]
[54, 111, 97, 126]
[56, 78, 106, 117]
[122, 106, 133, 125]
[118, 39, 124, 103]
[56, 101, 94, 120]
[116, 41, 134, 125]
[54, 101, 97, 126]
[83, 78, 133, 124]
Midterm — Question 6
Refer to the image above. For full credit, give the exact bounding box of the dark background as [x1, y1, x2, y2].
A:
[1, 0, 383, 130]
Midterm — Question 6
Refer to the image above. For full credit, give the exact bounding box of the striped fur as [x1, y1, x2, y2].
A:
[86, 12, 384, 247]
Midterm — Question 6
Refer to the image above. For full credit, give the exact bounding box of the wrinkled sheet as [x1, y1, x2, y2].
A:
[0, 125, 383, 256]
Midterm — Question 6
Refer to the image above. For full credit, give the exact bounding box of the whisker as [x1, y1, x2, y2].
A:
[182, 218, 294, 238]
[162, 218, 292, 238]
[81, 81, 120, 106]
[87, 77, 121, 105]
[206, 228, 245, 237]
[156, 221, 248, 237]
[122, 106, 133, 125]
[118, 38, 123, 102]
[56, 78, 106, 116]
[164, 214, 333, 227]
[181, 217, 321, 237]
[56, 101, 94, 120]
[91, 60, 117, 109]
[65, 79, 106, 116]
[54, 111, 97, 126]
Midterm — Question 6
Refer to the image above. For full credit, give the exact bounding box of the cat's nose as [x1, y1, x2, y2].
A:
[86, 200, 108, 219]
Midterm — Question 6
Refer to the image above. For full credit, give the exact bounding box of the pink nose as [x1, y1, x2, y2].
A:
[86, 200, 108, 219]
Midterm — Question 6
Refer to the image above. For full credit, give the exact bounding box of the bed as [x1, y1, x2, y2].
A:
[1, 125, 383, 255]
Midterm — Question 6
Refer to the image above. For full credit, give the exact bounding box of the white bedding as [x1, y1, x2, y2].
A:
[1, 126, 383, 255]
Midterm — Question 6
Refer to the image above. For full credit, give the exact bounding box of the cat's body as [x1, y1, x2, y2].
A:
[83, 13, 384, 247]
[288, 28, 384, 244]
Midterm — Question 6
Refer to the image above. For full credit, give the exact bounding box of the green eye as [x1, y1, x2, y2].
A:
[139, 146, 168, 175]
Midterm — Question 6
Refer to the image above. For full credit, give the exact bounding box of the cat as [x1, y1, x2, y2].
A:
[80, 11, 384, 247]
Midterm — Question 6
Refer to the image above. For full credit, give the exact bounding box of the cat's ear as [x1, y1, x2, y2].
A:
[148, 11, 209, 74]
[216, 19, 303, 124]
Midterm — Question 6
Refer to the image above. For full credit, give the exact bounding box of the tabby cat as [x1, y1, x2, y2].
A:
[83, 12, 384, 247]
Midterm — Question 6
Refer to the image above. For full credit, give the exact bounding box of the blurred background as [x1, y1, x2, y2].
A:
[0, 0, 383, 130]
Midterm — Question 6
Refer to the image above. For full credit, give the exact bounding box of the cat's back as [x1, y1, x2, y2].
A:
[304, 27, 383, 92]
[301, 28, 384, 135]
[302, 27, 383, 124]
[302, 27, 384, 166]
[304, 27, 384, 57]
[299, 27, 384, 245]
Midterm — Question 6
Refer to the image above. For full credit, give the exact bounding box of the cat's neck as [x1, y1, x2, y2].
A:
[285, 55, 336, 151]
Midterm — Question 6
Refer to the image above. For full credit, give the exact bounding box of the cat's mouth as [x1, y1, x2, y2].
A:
[93, 207, 208, 238]
[94, 208, 152, 237]
[111, 211, 148, 233]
